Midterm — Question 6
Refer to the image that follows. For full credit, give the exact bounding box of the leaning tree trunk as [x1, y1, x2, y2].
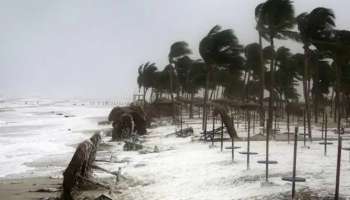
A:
[212, 104, 238, 138]
[62, 133, 101, 200]
[304, 46, 312, 140]
[258, 32, 265, 128]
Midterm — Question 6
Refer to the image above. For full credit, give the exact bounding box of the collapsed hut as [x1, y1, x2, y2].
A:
[108, 105, 147, 140]
[61, 133, 102, 200]
[212, 103, 238, 138]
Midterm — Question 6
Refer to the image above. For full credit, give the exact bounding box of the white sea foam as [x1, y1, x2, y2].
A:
[0, 98, 112, 178]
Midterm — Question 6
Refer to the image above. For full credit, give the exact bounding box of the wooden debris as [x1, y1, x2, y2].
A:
[123, 140, 143, 151]
[175, 127, 193, 137]
[30, 188, 60, 193]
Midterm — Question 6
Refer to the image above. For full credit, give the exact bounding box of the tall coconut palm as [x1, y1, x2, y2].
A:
[258, 0, 295, 182]
[255, 3, 268, 127]
[199, 25, 243, 135]
[137, 62, 157, 106]
[168, 41, 192, 123]
[297, 7, 335, 139]
[312, 30, 350, 139]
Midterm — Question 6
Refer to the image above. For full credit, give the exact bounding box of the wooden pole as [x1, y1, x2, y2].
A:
[325, 113, 328, 156]
[231, 112, 235, 162]
[335, 136, 342, 200]
[247, 111, 251, 170]
[212, 115, 215, 146]
[321, 111, 325, 139]
[221, 119, 224, 152]
[287, 111, 290, 144]
[253, 111, 256, 135]
[292, 126, 299, 199]
[265, 117, 269, 182]
[303, 110, 306, 147]
[180, 104, 183, 134]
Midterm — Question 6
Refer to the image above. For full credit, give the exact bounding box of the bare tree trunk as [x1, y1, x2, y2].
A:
[267, 36, 275, 144]
[143, 87, 148, 107]
[335, 59, 342, 136]
[313, 67, 320, 123]
[189, 91, 194, 119]
[258, 32, 265, 128]
[304, 46, 312, 140]
[169, 66, 176, 123]
[245, 71, 252, 102]
[202, 69, 211, 134]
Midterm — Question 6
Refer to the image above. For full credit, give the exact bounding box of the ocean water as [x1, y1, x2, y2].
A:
[0, 98, 112, 178]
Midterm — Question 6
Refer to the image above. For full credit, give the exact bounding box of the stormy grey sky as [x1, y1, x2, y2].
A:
[1, 0, 349, 99]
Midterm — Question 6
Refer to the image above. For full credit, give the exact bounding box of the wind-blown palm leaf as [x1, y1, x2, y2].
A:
[259, 0, 295, 39]
[297, 7, 335, 44]
[199, 25, 243, 65]
[169, 41, 192, 63]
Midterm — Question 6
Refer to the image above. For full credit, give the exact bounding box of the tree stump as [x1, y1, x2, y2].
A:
[61, 133, 101, 200]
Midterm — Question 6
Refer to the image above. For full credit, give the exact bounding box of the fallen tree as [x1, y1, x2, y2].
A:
[61, 133, 101, 200]
[212, 103, 238, 138]
[108, 105, 147, 140]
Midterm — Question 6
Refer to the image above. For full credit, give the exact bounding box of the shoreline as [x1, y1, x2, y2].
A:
[0, 176, 62, 200]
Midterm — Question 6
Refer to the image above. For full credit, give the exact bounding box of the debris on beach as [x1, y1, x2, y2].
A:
[61, 133, 103, 200]
[108, 105, 147, 140]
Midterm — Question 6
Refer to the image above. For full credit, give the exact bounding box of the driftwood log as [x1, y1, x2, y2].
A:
[212, 104, 238, 138]
[61, 133, 101, 200]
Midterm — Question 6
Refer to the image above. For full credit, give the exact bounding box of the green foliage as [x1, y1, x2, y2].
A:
[258, 0, 295, 40]
[199, 25, 243, 66]
[297, 7, 335, 45]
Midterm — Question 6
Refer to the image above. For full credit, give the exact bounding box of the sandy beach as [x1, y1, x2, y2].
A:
[0, 177, 61, 200]
[1, 98, 350, 199]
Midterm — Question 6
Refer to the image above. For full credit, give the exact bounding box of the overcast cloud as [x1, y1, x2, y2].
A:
[1, 0, 349, 99]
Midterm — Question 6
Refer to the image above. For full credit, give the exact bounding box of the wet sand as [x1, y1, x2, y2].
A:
[0, 177, 61, 200]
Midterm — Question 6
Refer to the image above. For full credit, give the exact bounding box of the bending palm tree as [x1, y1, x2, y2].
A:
[255, 3, 267, 127]
[168, 41, 192, 123]
[258, 0, 295, 182]
[297, 7, 335, 140]
[199, 25, 242, 136]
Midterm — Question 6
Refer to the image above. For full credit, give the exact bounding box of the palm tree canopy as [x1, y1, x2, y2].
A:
[174, 56, 193, 92]
[142, 62, 158, 89]
[188, 60, 207, 89]
[137, 62, 157, 89]
[259, 0, 295, 40]
[245, 43, 262, 76]
[169, 41, 192, 63]
[263, 46, 275, 61]
[297, 7, 335, 45]
[199, 25, 243, 66]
